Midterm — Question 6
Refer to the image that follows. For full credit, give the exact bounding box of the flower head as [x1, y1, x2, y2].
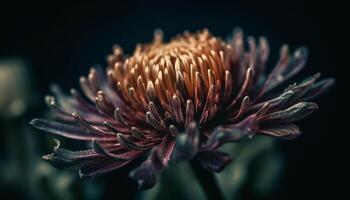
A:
[31, 28, 334, 189]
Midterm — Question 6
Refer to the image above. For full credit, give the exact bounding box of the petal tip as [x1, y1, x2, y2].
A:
[29, 118, 38, 127]
[42, 153, 53, 161]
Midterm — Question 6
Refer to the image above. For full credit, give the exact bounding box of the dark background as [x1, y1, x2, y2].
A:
[0, 0, 346, 199]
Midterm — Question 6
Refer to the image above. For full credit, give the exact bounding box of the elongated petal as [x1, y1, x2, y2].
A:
[286, 73, 320, 102]
[47, 140, 137, 177]
[281, 47, 308, 81]
[92, 140, 142, 160]
[196, 150, 232, 172]
[249, 90, 295, 113]
[259, 124, 301, 139]
[42, 139, 100, 169]
[157, 134, 176, 166]
[50, 84, 76, 110]
[30, 119, 117, 141]
[303, 78, 335, 100]
[267, 47, 308, 91]
[260, 102, 318, 123]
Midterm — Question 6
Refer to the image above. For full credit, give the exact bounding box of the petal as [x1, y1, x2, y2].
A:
[286, 73, 321, 102]
[203, 115, 259, 149]
[43, 140, 133, 177]
[30, 119, 117, 141]
[42, 139, 100, 169]
[173, 122, 200, 161]
[260, 102, 318, 123]
[303, 78, 335, 101]
[129, 135, 175, 190]
[249, 90, 295, 113]
[259, 123, 301, 140]
[129, 149, 163, 190]
[92, 140, 142, 160]
[267, 46, 308, 91]
[196, 150, 232, 172]
[157, 134, 176, 166]
[281, 47, 308, 81]
[50, 84, 76, 110]
[249, 73, 320, 113]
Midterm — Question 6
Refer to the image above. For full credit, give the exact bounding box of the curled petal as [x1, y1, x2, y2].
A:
[260, 102, 318, 123]
[42, 139, 100, 169]
[43, 140, 132, 177]
[259, 123, 301, 140]
[196, 150, 232, 172]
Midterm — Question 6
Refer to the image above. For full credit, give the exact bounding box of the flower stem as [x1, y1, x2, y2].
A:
[190, 159, 225, 200]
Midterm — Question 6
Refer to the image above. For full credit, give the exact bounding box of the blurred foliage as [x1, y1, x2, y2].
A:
[0, 59, 102, 200]
[218, 136, 285, 199]
[0, 59, 32, 119]
[140, 137, 285, 200]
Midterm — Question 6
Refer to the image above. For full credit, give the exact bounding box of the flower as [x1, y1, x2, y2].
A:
[30, 28, 334, 189]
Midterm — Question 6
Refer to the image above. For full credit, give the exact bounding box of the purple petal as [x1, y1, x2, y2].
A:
[250, 74, 320, 113]
[268, 47, 308, 91]
[30, 119, 117, 141]
[260, 102, 318, 123]
[203, 115, 259, 150]
[92, 140, 142, 160]
[70, 88, 99, 113]
[50, 84, 75, 109]
[43, 140, 132, 177]
[286, 73, 320, 102]
[259, 123, 301, 140]
[249, 90, 295, 113]
[281, 47, 308, 81]
[129, 135, 175, 190]
[157, 134, 176, 166]
[129, 149, 163, 190]
[196, 150, 232, 172]
[173, 122, 200, 161]
[303, 78, 335, 101]
[42, 139, 100, 169]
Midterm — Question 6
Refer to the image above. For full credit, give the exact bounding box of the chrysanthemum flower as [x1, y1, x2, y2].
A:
[30, 28, 334, 190]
